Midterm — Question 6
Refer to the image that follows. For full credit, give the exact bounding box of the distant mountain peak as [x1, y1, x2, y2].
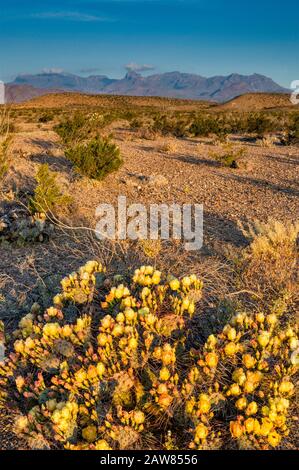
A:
[9, 70, 288, 103]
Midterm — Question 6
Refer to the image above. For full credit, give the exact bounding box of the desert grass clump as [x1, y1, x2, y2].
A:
[0, 260, 297, 450]
[158, 141, 178, 154]
[65, 136, 123, 181]
[239, 219, 299, 296]
[258, 135, 279, 148]
[29, 163, 72, 215]
[0, 139, 9, 182]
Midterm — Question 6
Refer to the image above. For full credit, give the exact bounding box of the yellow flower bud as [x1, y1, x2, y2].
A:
[169, 278, 180, 291]
[96, 362, 106, 377]
[133, 411, 145, 425]
[159, 367, 171, 381]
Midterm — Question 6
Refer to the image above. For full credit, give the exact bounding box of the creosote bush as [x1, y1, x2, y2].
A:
[65, 136, 123, 181]
[29, 164, 72, 215]
[0, 261, 297, 450]
[209, 143, 246, 168]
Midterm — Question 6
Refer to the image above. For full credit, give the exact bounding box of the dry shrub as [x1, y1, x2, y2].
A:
[0, 261, 298, 450]
[258, 135, 279, 148]
[136, 127, 158, 141]
[239, 219, 299, 298]
[158, 141, 178, 154]
[138, 239, 162, 259]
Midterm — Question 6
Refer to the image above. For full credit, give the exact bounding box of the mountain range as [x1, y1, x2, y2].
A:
[6, 71, 289, 103]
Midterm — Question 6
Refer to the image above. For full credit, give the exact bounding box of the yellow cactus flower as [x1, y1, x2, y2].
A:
[259, 418, 273, 436]
[182, 276, 191, 288]
[228, 383, 241, 396]
[230, 420, 244, 439]
[255, 313, 265, 323]
[75, 369, 87, 383]
[128, 337, 138, 350]
[205, 352, 219, 368]
[82, 425, 97, 443]
[169, 278, 180, 291]
[195, 423, 208, 441]
[244, 418, 255, 434]
[246, 402, 258, 416]
[232, 368, 246, 386]
[268, 430, 281, 447]
[15, 416, 29, 433]
[278, 381, 294, 395]
[160, 367, 171, 381]
[235, 397, 247, 410]
[158, 393, 173, 408]
[43, 322, 61, 338]
[242, 354, 256, 369]
[266, 314, 277, 326]
[257, 331, 270, 348]
[223, 325, 237, 341]
[95, 439, 111, 450]
[133, 411, 145, 425]
[224, 342, 237, 356]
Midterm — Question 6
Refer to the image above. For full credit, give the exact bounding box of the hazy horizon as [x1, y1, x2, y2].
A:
[1, 0, 298, 88]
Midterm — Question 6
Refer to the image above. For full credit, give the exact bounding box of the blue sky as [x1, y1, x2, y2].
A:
[0, 0, 298, 86]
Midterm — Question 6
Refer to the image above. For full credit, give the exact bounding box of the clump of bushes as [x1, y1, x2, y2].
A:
[38, 112, 54, 123]
[0, 261, 297, 450]
[65, 136, 123, 181]
[29, 164, 72, 215]
[190, 114, 229, 140]
[54, 113, 90, 145]
[283, 113, 299, 145]
[152, 115, 190, 138]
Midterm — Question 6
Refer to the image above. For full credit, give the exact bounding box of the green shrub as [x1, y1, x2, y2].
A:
[54, 113, 89, 145]
[152, 115, 190, 138]
[284, 113, 299, 145]
[38, 112, 54, 123]
[210, 143, 246, 168]
[29, 164, 72, 214]
[245, 113, 274, 137]
[65, 136, 123, 181]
